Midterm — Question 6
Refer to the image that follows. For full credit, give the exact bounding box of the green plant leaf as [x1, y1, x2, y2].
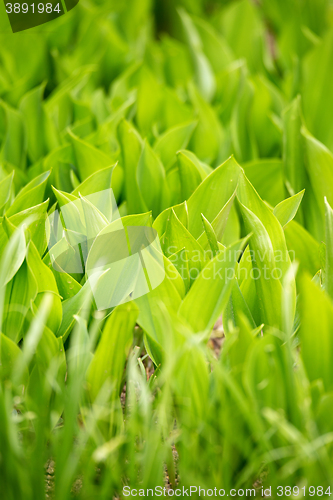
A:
[0, 101, 25, 169]
[80, 194, 108, 250]
[178, 237, 249, 334]
[7, 200, 49, 256]
[27, 241, 62, 334]
[0, 223, 26, 287]
[237, 171, 296, 330]
[19, 83, 47, 164]
[242, 158, 285, 206]
[302, 127, 333, 241]
[303, 28, 333, 152]
[137, 139, 169, 217]
[6, 171, 50, 217]
[187, 156, 240, 238]
[0, 333, 28, 386]
[72, 166, 117, 199]
[200, 214, 219, 257]
[57, 284, 91, 341]
[87, 302, 138, 402]
[178, 8, 216, 102]
[188, 83, 223, 164]
[153, 201, 188, 238]
[282, 96, 305, 201]
[136, 66, 162, 135]
[177, 150, 211, 200]
[162, 209, 206, 290]
[3, 259, 37, 342]
[70, 132, 121, 193]
[197, 191, 236, 249]
[135, 255, 185, 365]
[223, 281, 257, 334]
[0, 172, 14, 215]
[26, 324, 66, 422]
[154, 121, 197, 171]
[284, 220, 320, 277]
[299, 274, 333, 391]
[325, 197, 333, 301]
[273, 190, 305, 227]
[118, 119, 146, 214]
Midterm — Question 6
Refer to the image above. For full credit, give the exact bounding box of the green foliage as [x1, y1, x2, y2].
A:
[1, 0, 333, 497]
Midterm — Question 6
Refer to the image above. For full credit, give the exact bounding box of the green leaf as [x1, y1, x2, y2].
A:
[136, 66, 162, 135]
[302, 127, 333, 241]
[282, 96, 305, 200]
[244, 334, 295, 416]
[0, 101, 25, 169]
[172, 339, 209, 424]
[192, 16, 233, 73]
[43, 144, 74, 191]
[87, 302, 138, 402]
[188, 83, 223, 164]
[135, 256, 185, 365]
[137, 139, 168, 217]
[0, 333, 28, 385]
[26, 324, 66, 422]
[221, 0, 267, 73]
[19, 83, 47, 164]
[230, 73, 257, 163]
[0, 172, 14, 214]
[27, 241, 62, 334]
[242, 159, 285, 207]
[8, 200, 49, 256]
[284, 220, 320, 277]
[197, 191, 236, 249]
[52, 188, 86, 235]
[80, 194, 108, 250]
[222, 314, 256, 375]
[187, 156, 241, 238]
[118, 119, 146, 214]
[325, 197, 333, 301]
[161, 87, 193, 130]
[200, 214, 219, 257]
[3, 260, 37, 342]
[57, 284, 91, 341]
[53, 271, 81, 301]
[0, 223, 26, 287]
[303, 28, 333, 152]
[70, 133, 121, 191]
[223, 281, 256, 334]
[178, 8, 216, 102]
[6, 171, 50, 217]
[273, 190, 305, 227]
[177, 150, 211, 200]
[237, 172, 296, 330]
[153, 201, 188, 238]
[299, 274, 333, 391]
[154, 121, 197, 171]
[178, 237, 249, 334]
[162, 209, 206, 290]
[72, 165, 117, 199]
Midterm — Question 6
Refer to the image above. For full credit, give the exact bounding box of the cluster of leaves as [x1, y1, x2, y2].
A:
[1, 0, 333, 497]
